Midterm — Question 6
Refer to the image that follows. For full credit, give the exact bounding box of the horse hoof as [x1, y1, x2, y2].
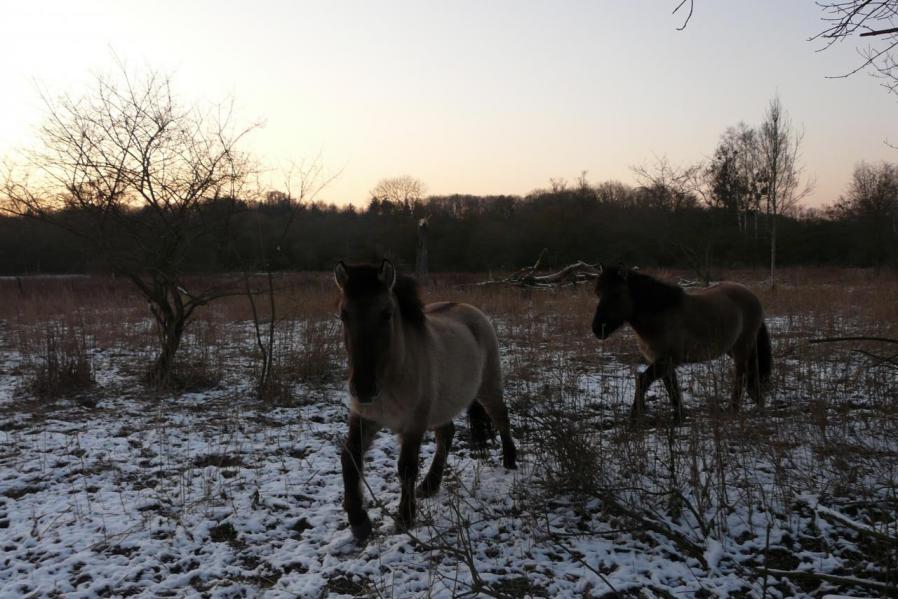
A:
[416, 481, 439, 498]
[393, 515, 415, 533]
[349, 515, 373, 542]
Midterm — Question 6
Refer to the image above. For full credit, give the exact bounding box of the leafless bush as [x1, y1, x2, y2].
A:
[168, 319, 226, 392]
[247, 318, 342, 405]
[25, 323, 94, 400]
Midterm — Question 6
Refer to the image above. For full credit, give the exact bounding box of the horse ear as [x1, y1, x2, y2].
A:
[334, 261, 349, 289]
[378, 259, 396, 290]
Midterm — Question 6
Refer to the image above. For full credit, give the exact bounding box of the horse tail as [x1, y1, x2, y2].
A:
[467, 401, 494, 449]
[756, 321, 772, 389]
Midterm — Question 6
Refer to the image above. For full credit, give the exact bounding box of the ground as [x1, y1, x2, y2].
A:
[0, 271, 896, 598]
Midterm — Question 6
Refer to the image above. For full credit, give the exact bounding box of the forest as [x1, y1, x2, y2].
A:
[2, 161, 897, 276]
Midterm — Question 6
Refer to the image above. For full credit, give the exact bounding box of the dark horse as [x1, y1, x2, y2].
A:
[334, 260, 517, 541]
[592, 266, 772, 421]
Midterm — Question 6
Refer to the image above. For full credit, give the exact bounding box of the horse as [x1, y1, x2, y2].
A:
[334, 259, 517, 541]
[591, 265, 772, 421]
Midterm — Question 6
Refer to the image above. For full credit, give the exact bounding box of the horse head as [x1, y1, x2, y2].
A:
[334, 259, 401, 403]
[592, 263, 633, 340]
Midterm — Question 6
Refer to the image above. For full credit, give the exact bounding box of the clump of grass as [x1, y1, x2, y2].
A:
[168, 319, 225, 392]
[289, 319, 342, 384]
[27, 323, 95, 400]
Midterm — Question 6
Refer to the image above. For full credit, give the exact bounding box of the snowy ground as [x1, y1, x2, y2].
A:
[1, 312, 897, 598]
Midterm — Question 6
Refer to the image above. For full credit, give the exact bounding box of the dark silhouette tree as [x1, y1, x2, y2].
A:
[2, 65, 257, 387]
[369, 176, 427, 213]
[833, 161, 898, 264]
[706, 123, 765, 234]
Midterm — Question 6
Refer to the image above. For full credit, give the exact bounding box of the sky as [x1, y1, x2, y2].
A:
[1, 0, 897, 208]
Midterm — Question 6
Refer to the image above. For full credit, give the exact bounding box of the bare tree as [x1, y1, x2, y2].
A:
[549, 177, 569, 193]
[245, 159, 336, 402]
[675, 1, 898, 96]
[757, 96, 812, 286]
[812, 1, 898, 95]
[706, 123, 765, 234]
[632, 155, 705, 211]
[369, 175, 427, 211]
[832, 161, 898, 264]
[2, 65, 257, 387]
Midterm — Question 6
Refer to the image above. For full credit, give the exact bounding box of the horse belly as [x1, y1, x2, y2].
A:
[351, 394, 416, 433]
[428, 374, 481, 428]
[428, 340, 486, 427]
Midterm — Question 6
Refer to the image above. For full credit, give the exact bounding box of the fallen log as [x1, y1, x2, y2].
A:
[474, 251, 600, 288]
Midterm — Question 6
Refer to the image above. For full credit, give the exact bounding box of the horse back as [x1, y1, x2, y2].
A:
[424, 301, 500, 356]
[691, 282, 764, 320]
[676, 282, 765, 361]
[421, 302, 501, 425]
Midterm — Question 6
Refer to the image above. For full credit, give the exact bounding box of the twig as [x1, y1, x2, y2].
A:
[861, 26, 898, 37]
[809, 336, 898, 345]
[763, 568, 894, 594]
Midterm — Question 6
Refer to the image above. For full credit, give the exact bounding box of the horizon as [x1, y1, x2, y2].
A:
[2, 1, 897, 208]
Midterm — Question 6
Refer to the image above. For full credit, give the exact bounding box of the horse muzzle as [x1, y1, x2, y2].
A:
[354, 393, 380, 404]
[592, 319, 618, 340]
[350, 381, 380, 404]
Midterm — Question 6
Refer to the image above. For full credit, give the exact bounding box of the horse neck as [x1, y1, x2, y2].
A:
[625, 290, 662, 340]
[626, 305, 651, 339]
[624, 275, 682, 340]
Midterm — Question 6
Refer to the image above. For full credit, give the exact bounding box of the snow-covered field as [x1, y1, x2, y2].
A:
[1, 278, 897, 598]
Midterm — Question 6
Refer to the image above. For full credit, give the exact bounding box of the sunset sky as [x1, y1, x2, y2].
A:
[1, 0, 896, 207]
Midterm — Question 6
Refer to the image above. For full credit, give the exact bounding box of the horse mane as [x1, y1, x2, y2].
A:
[626, 270, 684, 313]
[393, 274, 426, 326]
[342, 264, 425, 327]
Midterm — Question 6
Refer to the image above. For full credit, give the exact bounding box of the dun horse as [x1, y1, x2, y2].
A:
[592, 266, 772, 421]
[334, 260, 517, 541]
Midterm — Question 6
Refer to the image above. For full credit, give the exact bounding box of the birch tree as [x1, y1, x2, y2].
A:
[757, 96, 812, 286]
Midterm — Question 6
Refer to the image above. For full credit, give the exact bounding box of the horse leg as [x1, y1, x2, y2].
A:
[341, 413, 381, 541]
[662, 370, 684, 423]
[417, 421, 455, 498]
[730, 361, 746, 413]
[632, 359, 673, 420]
[729, 340, 755, 413]
[396, 430, 424, 531]
[466, 401, 494, 449]
[746, 344, 764, 407]
[478, 394, 517, 469]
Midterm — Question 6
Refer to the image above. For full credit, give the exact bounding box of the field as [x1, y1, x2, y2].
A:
[1, 269, 897, 598]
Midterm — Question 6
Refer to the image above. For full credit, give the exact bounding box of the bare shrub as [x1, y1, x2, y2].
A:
[261, 320, 343, 404]
[26, 323, 94, 400]
[168, 318, 225, 392]
[288, 319, 342, 385]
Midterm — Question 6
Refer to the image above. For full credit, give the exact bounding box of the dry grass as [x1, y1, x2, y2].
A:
[1, 267, 897, 595]
[23, 322, 95, 401]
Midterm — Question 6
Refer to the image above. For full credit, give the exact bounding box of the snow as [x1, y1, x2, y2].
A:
[0, 313, 896, 598]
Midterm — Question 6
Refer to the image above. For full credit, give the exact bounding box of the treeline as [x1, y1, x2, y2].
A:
[1, 166, 895, 275]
